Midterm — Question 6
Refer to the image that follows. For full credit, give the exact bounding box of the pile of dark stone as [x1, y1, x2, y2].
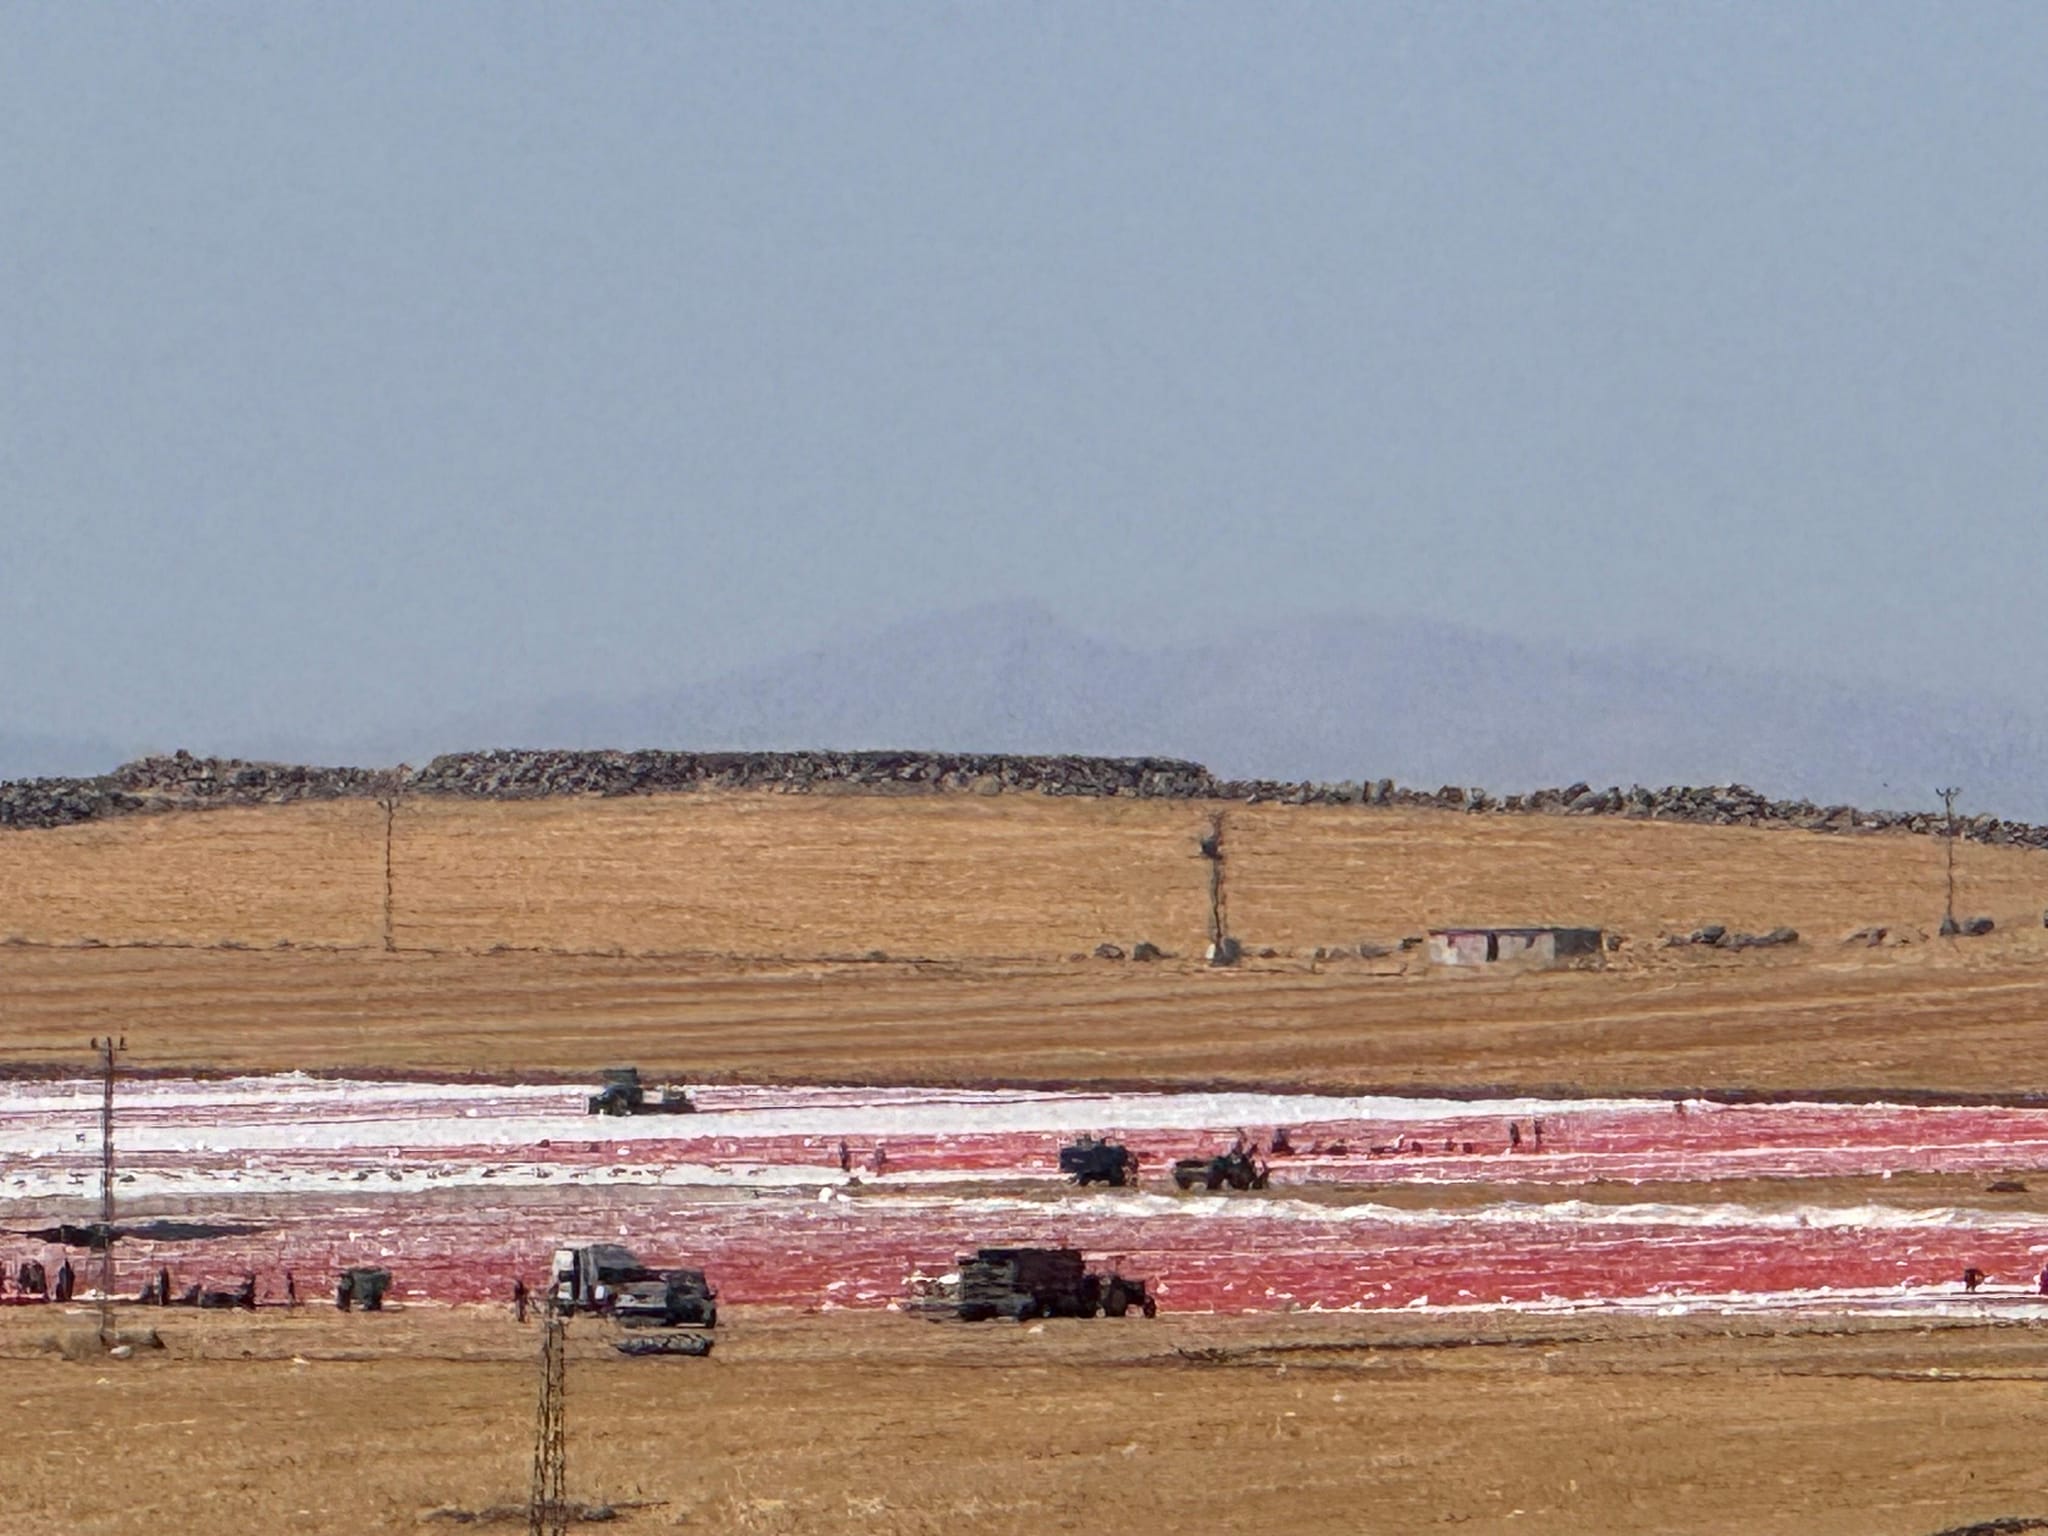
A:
[0, 777, 143, 830]
[1092, 940, 1168, 961]
[1215, 775, 2048, 853]
[1663, 924, 1800, 951]
[407, 749, 1212, 800]
[110, 751, 388, 802]
[1238, 776, 2048, 858]
[2, 751, 388, 830]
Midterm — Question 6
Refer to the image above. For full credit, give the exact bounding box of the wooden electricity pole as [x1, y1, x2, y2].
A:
[91, 1034, 126, 1346]
[1937, 786, 1962, 936]
[1201, 813, 1227, 954]
[1198, 813, 1241, 965]
[378, 773, 402, 954]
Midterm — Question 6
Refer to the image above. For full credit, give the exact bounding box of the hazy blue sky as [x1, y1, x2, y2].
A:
[4, 4, 2045, 756]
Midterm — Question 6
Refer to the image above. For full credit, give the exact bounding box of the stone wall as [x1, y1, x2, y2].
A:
[3, 748, 2042, 852]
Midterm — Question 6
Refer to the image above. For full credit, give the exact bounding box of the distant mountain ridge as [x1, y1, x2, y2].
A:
[502, 603, 2047, 822]
[5, 604, 2043, 820]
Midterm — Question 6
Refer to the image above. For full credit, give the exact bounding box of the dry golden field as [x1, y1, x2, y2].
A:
[7, 791, 2048, 1536]
[4, 1306, 2045, 1536]
[1, 791, 2046, 1090]
[6, 940, 2048, 1093]
[4, 792, 2044, 960]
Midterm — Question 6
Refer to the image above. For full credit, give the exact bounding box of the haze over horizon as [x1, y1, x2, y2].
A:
[9, 600, 2048, 826]
[5, 6, 2045, 799]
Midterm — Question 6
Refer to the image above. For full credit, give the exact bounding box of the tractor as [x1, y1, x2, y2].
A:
[1171, 1150, 1269, 1192]
[586, 1067, 696, 1117]
[335, 1267, 392, 1311]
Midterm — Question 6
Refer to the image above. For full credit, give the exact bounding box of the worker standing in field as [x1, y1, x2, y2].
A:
[838, 1139, 852, 1173]
[513, 1277, 529, 1323]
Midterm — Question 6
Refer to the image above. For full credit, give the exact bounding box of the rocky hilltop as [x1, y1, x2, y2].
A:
[1, 748, 2040, 851]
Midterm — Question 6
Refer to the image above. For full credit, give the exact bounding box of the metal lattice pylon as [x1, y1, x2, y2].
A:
[528, 1309, 567, 1536]
[92, 1035, 126, 1347]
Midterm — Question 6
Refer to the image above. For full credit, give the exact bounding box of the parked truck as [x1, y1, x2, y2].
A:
[547, 1244, 716, 1327]
[938, 1247, 1157, 1321]
[1058, 1136, 1138, 1187]
[586, 1068, 696, 1117]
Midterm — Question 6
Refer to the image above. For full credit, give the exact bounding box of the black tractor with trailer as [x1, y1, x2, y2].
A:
[586, 1067, 696, 1117]
[942, 1247, 1157, 1321]
[1171, 1149, 1269, 1192]
[1058, 1136, 1139, 1187]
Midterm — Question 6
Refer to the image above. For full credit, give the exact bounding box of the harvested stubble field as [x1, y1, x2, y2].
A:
[6, 791, 2047, 960]
[2, 791, 2047, 1091]
[3, 1307, 2047, 1536]
[6, 788, 2048, 1535]
[5, 940, 2048, 1092]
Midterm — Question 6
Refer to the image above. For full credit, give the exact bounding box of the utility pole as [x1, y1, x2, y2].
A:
[378, 771, 404, 954]
[90, 1034, 126, 1346]
[1199, 813, 1237, 965]
[527, 1306, 567, 1536]
[1937, 786, 1962, 936]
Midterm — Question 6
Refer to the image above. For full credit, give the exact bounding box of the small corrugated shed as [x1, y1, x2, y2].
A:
[1427, 925, 1604, 969]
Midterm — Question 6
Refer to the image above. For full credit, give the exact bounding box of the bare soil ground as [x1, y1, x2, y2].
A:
[3, 1306, 2045, 1536]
